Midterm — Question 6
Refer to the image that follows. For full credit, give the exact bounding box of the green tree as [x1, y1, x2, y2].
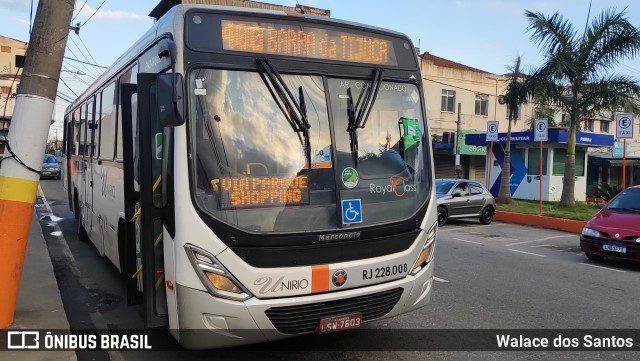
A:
[496, 57, 536, 204]
[526, 8, 640, 207]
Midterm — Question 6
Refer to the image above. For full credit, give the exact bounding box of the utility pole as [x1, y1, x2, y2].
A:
[455, 102, 462, 178]
[0, 0, 75, 328]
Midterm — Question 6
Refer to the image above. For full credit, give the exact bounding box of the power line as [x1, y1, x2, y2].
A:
[67, 36, 102, 78]
[57, 93, 73, 103]
[72, 0, 89, 22]
[63, 60, 97, 80]
[77, 34, 100, 66]
[424, 77, 495, 94]
[63, 56, 107, 69]
[83, 0, 108, 27]
[59, 77, 79, 97]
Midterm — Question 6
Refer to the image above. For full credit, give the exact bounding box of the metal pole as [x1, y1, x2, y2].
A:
[0, 0, 75, 328]
[623, 139, 627, 190]
[486, 77, 498, 189]
[455, 102, 462, 177]
[539, 141, 543, 215]
[487, 141, 494, 189]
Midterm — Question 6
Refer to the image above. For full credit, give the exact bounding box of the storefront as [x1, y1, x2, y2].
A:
[466, 129, 614, 201]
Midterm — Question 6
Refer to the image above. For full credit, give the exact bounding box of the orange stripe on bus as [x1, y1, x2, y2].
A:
[0, 199, 36, 328]
[311, 265, 329, 293]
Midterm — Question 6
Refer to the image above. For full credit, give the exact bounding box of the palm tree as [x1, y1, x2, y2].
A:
[526, 8, 640, 207]
[496, 57, 535, 204]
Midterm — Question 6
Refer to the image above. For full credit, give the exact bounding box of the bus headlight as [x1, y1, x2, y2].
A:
[185, 244, 252, 301]
[411, 222, 437, 274]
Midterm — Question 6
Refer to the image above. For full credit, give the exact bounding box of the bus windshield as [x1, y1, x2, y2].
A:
[189, 68, 430, 233]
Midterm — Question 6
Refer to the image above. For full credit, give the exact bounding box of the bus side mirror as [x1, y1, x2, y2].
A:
[157, 73, 184, 127]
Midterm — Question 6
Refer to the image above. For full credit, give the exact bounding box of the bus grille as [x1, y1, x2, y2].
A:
[265, 288, 403, 334]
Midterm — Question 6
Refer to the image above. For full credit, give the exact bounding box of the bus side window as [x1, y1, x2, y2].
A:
[87, 98, 95, 158]
[93, 93, 101, 159]
[100, 82, 116, 160]
[117, 64, 138, 161]
[62, 116, 69, 156]
[80, 103, 88, 157]
[73, 108, 80, 156]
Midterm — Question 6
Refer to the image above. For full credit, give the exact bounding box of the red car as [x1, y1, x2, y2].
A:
[580, 185, 640, 262]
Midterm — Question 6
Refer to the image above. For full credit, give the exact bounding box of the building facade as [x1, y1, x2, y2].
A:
[420, 52, 536, 183]
[0, 36, 27, 155]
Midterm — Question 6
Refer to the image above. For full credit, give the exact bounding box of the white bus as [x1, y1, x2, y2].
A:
[63, 3, 437, 349]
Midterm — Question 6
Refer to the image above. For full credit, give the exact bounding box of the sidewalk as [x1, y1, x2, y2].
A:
[4, 211, 76, 361]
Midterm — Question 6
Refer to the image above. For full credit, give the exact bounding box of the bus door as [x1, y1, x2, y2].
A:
[85, 99, 100, 250]
[121, 73, 168, 328]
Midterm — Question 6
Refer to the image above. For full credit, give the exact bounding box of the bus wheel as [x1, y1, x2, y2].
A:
[75, 197, 89, 242]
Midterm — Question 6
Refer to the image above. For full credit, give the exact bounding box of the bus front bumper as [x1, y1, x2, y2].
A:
[174, 259, 434, 349]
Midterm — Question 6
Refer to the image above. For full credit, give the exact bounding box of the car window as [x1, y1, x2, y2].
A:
[453, 182, 468, 196]
[44, 155, 57, 163]
[436, 180, 456, 194]
[470, 184, 483, 195]
[607, 188, 640, 210]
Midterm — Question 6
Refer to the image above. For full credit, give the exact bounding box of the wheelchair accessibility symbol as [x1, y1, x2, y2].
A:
[342, 199, 363, 224]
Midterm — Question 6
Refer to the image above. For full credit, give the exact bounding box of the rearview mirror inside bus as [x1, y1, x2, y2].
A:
[157, 73, 185, 127]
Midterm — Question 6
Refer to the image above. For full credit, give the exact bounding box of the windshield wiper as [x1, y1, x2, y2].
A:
[256, 58, 311, 169]
[346, 68, 384, 167]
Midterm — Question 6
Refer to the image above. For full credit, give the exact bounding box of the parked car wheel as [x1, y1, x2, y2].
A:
[585, 252, 605, 261]
[479, 206, 494, 225]
[437, 206, 448, 227]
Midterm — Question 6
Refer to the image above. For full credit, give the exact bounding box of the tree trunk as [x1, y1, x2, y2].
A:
[496, 114, 513, 204]
[559, 121, 577, 207]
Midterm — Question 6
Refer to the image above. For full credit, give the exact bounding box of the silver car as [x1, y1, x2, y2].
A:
[435, 179, 496, 226]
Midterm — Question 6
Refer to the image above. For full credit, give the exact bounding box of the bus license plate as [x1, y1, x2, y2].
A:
[318, 312, 362, 334]
[603, 243, 626, 253]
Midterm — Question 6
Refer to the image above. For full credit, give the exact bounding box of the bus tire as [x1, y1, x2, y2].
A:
[75, 195, 89, 242]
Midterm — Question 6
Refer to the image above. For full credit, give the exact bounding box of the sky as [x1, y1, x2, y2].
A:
[2, 0, 640, 139]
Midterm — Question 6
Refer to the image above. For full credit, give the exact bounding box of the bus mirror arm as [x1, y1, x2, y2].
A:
[157, 39, 184, 127]
[157, 73, 185, 127]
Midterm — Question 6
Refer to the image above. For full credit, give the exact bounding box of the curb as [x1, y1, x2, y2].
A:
[494, 211, 586, 234]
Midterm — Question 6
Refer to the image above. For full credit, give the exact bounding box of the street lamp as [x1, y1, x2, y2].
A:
[61, 70, 86, 75]
[485, 76, 499, 189]
[485, 76, 498, 120]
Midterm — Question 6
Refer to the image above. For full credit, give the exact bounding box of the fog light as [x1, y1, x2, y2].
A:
[206, 272, 242, 294]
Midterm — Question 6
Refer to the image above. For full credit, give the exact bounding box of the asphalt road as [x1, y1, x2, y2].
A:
[37, 179, 640, 361]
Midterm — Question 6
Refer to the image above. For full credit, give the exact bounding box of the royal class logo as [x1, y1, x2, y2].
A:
[318, 231, 361, 241]
[369, 176, 417, 197]
[332, 269, 348, 287]
[253, 276, 309, 294]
